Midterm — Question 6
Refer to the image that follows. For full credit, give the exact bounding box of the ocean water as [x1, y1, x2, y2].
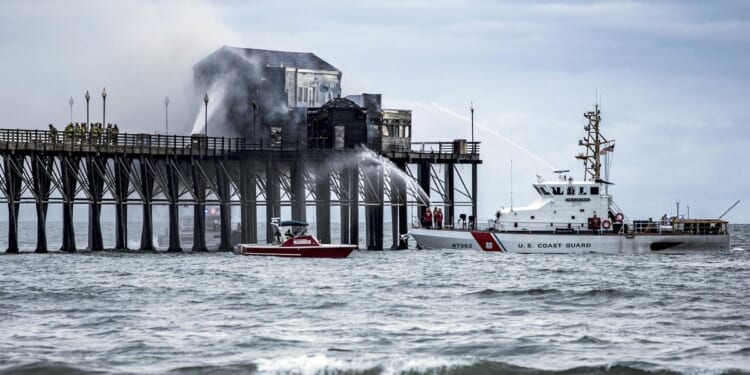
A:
[0, 225, 748, 374]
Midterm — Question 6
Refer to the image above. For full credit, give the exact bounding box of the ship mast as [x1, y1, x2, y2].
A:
[576, 104, 612, 182]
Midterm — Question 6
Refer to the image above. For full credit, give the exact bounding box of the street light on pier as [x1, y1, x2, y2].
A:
[85, 90, 90, 127]
[102, 87, 107, 126]
[251, 100, 257, 144]
[164, 96, 170, 134]
[69, 97, 74, 123]
[470, 101, 475, 150]
[204, 93, 209, 137]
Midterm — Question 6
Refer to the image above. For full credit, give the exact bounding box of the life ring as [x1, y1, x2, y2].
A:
[602, 220, 612, 229]
[614, 213, 624, 222]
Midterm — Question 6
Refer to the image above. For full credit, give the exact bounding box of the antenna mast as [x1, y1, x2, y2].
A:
[576, 104, 612, 182]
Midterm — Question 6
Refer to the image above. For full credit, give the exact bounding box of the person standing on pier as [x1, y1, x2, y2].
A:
[105, 123, 112, 144]
[111, 123, 119, 145]
[48, 124, 57, 143]
[64, 123, 74, 143]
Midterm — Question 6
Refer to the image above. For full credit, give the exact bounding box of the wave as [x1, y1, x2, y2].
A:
[0, 361, 105, 375]
[467, 288, 560, 297]
[3, 357, 749, 375]
[160, 358, 750, 375]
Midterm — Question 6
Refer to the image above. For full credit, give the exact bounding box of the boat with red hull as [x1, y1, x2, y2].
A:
[233, 219, 357, 258]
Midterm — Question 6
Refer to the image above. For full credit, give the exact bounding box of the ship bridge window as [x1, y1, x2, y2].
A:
[551, 186, 563, 195]
[567, 186, 576, 195]
[540, 187, 550, 196]
[590, 186, 600, 195]
[579, 187, 587, 195]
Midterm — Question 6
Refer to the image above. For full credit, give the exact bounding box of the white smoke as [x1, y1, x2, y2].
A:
[0, 1, 243, 134]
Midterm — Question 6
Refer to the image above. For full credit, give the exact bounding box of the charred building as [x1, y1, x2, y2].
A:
[194, 46, 342, 145]
[306, 93, 412, 152]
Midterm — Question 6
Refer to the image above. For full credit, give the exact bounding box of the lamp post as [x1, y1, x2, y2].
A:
[204, 93, 209, 136]
[85, 90, 90, 127]
[102, 87, 107, 126]
[251, 100, 257, 144]
[69, 97, 74, 123]
[470, 101, 475, 151]
[164, 96, 170, 134]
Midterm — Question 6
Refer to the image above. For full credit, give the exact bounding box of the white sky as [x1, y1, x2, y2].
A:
[0, 0, 748, 222]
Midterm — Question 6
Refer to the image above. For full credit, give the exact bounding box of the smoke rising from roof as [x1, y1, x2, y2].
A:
[0, 1, 242, 135]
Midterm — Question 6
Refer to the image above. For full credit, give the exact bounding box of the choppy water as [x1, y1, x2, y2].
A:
[0, 225, 748, 374]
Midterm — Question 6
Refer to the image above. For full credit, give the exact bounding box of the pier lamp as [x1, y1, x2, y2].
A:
[102, 87, 107, 126]
[85, 90, 90, 127]
[69, 97, 74, 122]
[164, 96, 170, 134]
[251, 100, 257, 144]
[204, 93, 209, 136]
[470, 101, 475, 150]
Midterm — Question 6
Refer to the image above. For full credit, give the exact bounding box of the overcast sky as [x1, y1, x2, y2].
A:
[1, 0, 748, 223]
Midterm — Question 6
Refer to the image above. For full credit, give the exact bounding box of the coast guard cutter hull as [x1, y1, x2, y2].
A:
[409, 228, 730, 254]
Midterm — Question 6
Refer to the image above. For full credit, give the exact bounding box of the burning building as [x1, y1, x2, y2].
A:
[193, 46, 342, 145]
[194, 47, 411, 152]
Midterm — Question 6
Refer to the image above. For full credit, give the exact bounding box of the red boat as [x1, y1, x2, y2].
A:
[233, 219, 357, 258]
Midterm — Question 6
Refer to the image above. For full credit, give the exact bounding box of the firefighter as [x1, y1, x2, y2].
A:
[64, 123, 74, 142]
[76, 123, 85, 143]
[48, 124, 58, 143]
[435, 208, 444, 229]
[111, 123, 119, 145]
[105, 123, 112, 144]
[91, 123, 102, 144]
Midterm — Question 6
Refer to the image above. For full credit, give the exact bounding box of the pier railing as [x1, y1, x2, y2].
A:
[0, 129, 481, 157]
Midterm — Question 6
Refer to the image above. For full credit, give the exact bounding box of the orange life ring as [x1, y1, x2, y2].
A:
[602, 220, 612, 229]
[614, 213, 624, 222]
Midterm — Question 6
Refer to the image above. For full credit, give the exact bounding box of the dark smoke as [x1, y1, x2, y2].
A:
[192, 46, 341, 145]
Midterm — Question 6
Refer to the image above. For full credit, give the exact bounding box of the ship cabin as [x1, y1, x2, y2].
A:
[491, 175, 624, 233]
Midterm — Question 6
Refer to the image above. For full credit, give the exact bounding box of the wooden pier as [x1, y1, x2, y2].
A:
[0, 129, 480, 253]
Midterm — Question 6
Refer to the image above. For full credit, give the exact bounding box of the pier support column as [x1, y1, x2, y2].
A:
[240, 160, 257, 244]
[391, 160, 408, 249]
[265, 160, 281, 244]
[166, 160, 181, 252]
[4, 155, 23, 253]
[364, 162, 384, 250]
[290, 160, 306, 221]
[339, 168, 350, 245]
[417, 161, 431, 229]
[217, 162, 232, 251]
[349, 164, 360, 246]
[114, 157, 129, 250]
[87, 157, 105, 251]
[192, 160, 207, 251]
[32, 156, 52, 253]
[140, 159, 155, 251]
[444, 163, 455, 229]
[315, 163, 331, 244]
[61, 156, 79, 252]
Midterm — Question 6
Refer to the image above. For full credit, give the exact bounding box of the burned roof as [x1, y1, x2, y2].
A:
[321, 98, 360, 110]
[197, 46, 340, 73]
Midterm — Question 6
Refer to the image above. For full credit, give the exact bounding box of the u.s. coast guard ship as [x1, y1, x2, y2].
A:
[408, 105, 731, 254]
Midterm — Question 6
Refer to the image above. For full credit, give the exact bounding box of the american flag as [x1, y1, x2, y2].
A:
[599, 143, 615, 154]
